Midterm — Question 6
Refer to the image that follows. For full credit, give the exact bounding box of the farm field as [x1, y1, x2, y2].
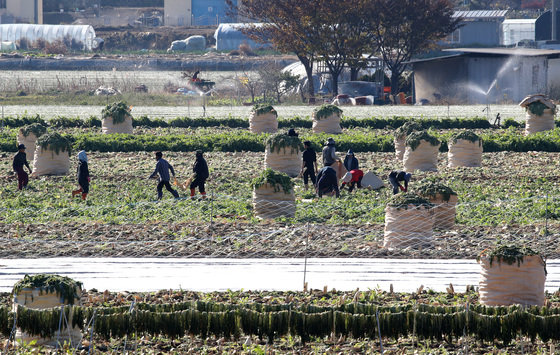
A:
[0, 103, 525, 120]
[2, 108, 560, 353]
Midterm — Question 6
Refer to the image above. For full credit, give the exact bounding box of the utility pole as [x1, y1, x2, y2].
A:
[553, 0, 558, 41]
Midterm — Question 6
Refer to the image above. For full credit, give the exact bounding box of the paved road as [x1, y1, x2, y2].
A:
[1, 258, 558, 293]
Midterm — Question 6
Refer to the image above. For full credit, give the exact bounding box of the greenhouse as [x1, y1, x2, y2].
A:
[0, 24, 98, 51]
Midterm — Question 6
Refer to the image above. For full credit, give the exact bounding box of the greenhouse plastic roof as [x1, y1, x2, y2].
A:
[0, 24, 96, 51]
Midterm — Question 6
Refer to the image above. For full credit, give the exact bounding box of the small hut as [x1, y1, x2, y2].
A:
[252, 168, 296, 219]
[32, 132, 71, 176]
[403, 131, 440, 172]
[17, 123, 47, 162]
[249, 104, 278, 133]
[394, 121, 423, 161]
[12, 274, 83, 346]
[415, 179, 458, 229]
[447, 130, 483, 168]
[264, 132, 303, 177]
[383, 193, 434, 248]
[312, 104, 342, 134]
[478, 245, 546, 306]
[519, 94, 556, 135]
[101, 101, 134, 134]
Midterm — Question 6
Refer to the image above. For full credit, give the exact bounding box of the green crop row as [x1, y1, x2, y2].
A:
[0, 114, 500, 130]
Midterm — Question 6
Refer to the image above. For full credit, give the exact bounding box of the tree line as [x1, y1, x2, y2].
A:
[227, 0, 461, 100]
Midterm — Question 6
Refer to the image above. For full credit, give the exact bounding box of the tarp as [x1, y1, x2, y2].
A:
[252, 184, 295, 219]
[214, 23, 272, 51]
[0, 24, 97, 51]
[361, 171, 384, 189]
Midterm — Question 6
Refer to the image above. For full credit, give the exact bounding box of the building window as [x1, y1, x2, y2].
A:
[0, 0, 6, 9]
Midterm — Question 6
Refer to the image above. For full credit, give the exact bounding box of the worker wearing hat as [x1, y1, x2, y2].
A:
[322, 137, 341, 167]
[388, 171, 412, 194]
[343, 149, 359, 171]
[13, 144, 32, 190]
[341, 169, 364, 193]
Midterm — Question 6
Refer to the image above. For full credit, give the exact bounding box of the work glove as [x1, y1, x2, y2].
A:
[399, 185, 405, 192]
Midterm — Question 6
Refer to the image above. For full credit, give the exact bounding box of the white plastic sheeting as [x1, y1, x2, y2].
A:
[214, 23, 271, 51]
[0, 24, 97, 51]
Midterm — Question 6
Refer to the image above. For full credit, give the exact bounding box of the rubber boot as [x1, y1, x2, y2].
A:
[201, 192, 207, 200]
[190, 188, 196, 199]
[72, 188, 82, 198]
[81, 192, 87, 200]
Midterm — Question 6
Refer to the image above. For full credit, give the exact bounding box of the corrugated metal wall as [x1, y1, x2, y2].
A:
[459, 21, 501, 46]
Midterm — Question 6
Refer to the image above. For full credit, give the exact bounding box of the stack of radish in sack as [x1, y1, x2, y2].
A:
[264, 132, 303, 178]
[403, 131, 440, 172]
[383, 193, 434, 249]
[415, 179, 458, 230]
[249, 104, 278, 133]
[312, 104, 343, 134]
[101, 101, 134, 134]
[17, 123, 47, 164]
[447, 130, 483, 168]
[519, 94, 556, 135]
[394, 120, 423, 161]
[32, 132, 71, 176]
[252, 168, 295, 219]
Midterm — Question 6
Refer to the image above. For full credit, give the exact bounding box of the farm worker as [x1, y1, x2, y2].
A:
[343, 149, 359, 171]
[12, 144, 32, 190]
[301, 140, 317, 190]
[388, 171, 412, 195]
[322, 137, 341, 167]
[149, 151, 180, 200]
[316, 166, 340, 198]
[341, 169, 364, 193]
[72, 150, 90, 200]
[190, 150, 209, 199]
[288, 128, 298, 137]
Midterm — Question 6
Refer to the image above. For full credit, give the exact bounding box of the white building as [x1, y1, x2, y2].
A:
[501, 19, 536, 46]
[0, 0, 43, 24]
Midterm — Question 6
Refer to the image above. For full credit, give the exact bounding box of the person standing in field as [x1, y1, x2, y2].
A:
[72, 150, 90, 200]
[190, 150, 209, 199]
[322, 137, 340, 167]
[343, 149, 359, 171]
[301, 141, 317, 190]
[12, 144, 32, 190]
[149, 151, 180, 200]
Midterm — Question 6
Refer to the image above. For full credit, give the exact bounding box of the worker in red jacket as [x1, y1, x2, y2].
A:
[341, 169, 364, 193]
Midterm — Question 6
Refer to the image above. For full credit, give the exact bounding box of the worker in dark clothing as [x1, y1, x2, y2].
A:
[301, 141, 317, 190]
[316, 166, 340, 198]
[343, 149, 359, 171]
[72, 150, 90, 200]
[388, 171, 412, 194]
[13, 144, 32, 190]
[149, 151, 180, 200]
[341, 169, 364, 193]
[322, 137, 340, 167]
[288, 128, 298, 137]
[192, 70, 200, 81]
[190, 150, 209, 199]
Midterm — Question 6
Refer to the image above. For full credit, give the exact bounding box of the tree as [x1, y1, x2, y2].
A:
[368, 0, 461, 95]
[258, 64, 300, 103]
[226, 0, 322, 103]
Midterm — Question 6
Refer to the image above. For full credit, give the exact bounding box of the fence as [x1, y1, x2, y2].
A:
[1, 194, 559, 259]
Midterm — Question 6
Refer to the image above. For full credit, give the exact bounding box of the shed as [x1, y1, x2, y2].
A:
[444, 10, 508, 47]
[410, 47, 560, 104]
[214, 23, 271, 51]
[501, 19, 536, 46]
[0, 24, 96, 51]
